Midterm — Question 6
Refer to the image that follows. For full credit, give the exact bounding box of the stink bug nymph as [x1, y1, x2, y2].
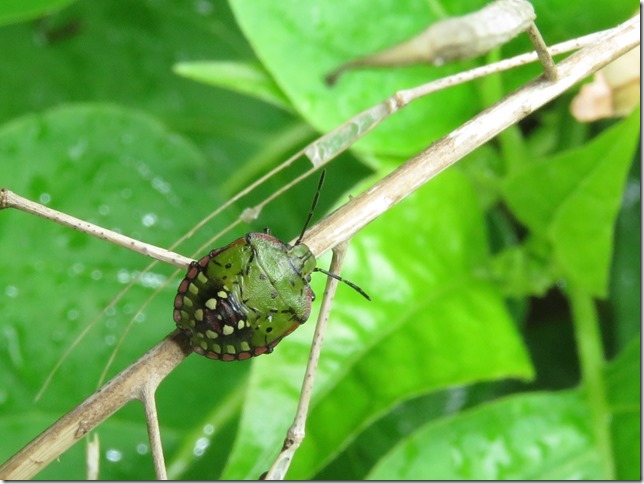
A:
[173, 172, 369, 361]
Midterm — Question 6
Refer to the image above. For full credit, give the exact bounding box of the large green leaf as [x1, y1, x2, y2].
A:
[0, 0, 300, 189]
[221, 168, 534, 479]
[367, 336, 640, 480]
[0, 104, 248, 479]
[502, 111, 640, 296]
[368, 391, 599, 479]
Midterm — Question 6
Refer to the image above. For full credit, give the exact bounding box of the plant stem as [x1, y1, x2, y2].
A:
[263, 241, 350, 480]
[568, 283, 615, 479]
[0, 331, 193, 480]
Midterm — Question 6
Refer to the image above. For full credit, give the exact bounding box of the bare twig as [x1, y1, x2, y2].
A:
[525, 22, 558, 80]
[141, 384, 168, 480]
[0, 14, 638, 480]
[85, 434, 99, 480]
[263, 241, 352, 480]
[0, 189, 193, 269]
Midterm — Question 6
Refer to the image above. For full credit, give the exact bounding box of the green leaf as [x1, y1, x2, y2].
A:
[0, 0, 298, 181]
[221, 168, 533, 479]
[502, 110, 640, 296]
[229, 0, 482, 161]
[0, 104, 248, 479]
[0, 0, 75, 26]
[173, 61, 293, 112]
[367, 337, 640, 480]
[367, 391, 599, 479]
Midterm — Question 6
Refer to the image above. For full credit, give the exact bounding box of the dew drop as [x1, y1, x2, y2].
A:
[141, 212, 158, 227]
[193, 437, 210, 457]
[105, 449, 122, 462]
[136, 443, 148, 455]
[194, 0, 213, 15]
[68, 139, 88, 160]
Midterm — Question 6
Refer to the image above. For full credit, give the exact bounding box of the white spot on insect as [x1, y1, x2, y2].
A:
[189, 283, 199, 295]
[226, 345, 235, 354]
[200, 340, 208, 350]
[222, 325, 234, 336]
[194, 309, 204, 322]
[205, 330, 218, 339]
[217, 290, 228, 299]
[197, 272, 208, 284]
[212, 343, 221, 354]
[183, 297, 193, 308]
[240, 341, 251, 351]
[237, 320, 245, 330]
[205, 298, 217, 310]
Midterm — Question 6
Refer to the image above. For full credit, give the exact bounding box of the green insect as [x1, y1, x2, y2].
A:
[173, 172, 369, 361]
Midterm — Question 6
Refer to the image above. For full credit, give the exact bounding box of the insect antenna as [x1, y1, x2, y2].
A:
[295, 170, 326, 245]
[314, 267, 371, 301]
[296, 170, 370, 301]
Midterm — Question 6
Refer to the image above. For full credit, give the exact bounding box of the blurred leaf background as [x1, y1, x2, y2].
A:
[0, 0, 639, 480]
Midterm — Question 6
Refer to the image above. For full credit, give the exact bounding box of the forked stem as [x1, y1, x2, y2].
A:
[0, 331, 193, 480]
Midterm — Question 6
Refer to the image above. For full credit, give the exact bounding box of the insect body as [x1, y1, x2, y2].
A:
[173, 232, 316, 361]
